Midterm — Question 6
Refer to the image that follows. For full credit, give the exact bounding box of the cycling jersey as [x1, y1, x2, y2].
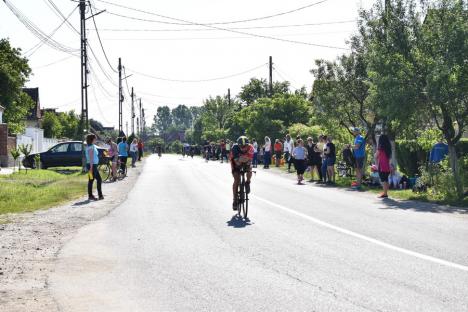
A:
[230, 144, 254, 173]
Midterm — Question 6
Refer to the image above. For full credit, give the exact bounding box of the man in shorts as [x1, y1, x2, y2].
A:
[230, 136, 254, 210]
[352, 127, 366, 189]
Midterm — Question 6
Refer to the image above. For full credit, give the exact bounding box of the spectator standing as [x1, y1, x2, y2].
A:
[118, 136, 129, 172]
[292, 139, 308, 184]
[320, 135, 329, 183]
[106, 138, 118, 181]
[274, 139, 283, 167]
[137, 139, 144, 161]
[258, 144, 264, 165]
[264, 136, 271, 169]
[252, 139, 258, 168]
[352, 127, 366, 189]
[220, 140, 227, 163]
[326, 136, 336, 184]
[312, 137, 323, 182]
[284, 134, 294, 173]
[130, 138, 138, 168]
[376, 134, 392, 198]
[86, 134, 103, 201]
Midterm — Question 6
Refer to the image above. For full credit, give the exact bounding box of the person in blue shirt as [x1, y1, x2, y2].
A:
[118, 136, 129, 173]
[429, 140, 448, 163]
[86, 133, 103, 201]
[352, 127, 366, 188]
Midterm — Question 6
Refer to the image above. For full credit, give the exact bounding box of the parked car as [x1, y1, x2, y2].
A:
[22, 141, 108, 169]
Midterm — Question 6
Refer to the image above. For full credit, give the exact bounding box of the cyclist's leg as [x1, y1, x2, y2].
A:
[232, 170, 240, 209]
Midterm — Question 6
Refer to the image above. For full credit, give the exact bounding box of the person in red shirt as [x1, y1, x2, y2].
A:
[137, 139, 144, 161]
[230, 136, 254, 210]
[375, 134, 392, 198]
[274, 139, 283, 167]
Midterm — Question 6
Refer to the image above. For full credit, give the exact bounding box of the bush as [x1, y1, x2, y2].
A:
[168, 140, 183, 154]
[418, 158, 463, 202]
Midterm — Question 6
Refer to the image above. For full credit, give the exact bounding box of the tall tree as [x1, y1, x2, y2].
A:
[0, 39, 34, 134]
[42, 111, 63, 138]
[239, 78, 291, 105]
[153, 106, 172, 135]
[171, 104, 192, 130]
[417, 0, 468, 198]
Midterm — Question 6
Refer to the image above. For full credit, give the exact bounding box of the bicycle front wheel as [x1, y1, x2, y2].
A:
[243, 193, 249, 219]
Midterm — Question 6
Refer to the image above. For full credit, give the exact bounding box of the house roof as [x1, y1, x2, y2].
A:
[23, 87, 42, 121]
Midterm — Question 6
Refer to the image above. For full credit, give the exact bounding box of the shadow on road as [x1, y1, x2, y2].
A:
[72, 199, 92, 207]
[378, 198, 468, 214]
[227, 215, 252, 228]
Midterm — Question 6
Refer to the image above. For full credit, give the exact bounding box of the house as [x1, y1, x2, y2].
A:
[23, 87, 42, 128]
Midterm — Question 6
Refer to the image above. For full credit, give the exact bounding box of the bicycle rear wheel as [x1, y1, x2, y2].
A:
[98, 163, 111, 182]
[243, 191, 249, 219]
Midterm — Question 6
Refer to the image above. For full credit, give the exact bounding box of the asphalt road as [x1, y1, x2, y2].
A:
[51, 154, 468, 312]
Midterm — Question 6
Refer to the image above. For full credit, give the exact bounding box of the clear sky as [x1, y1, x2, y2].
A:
[0, 0, 375, 128]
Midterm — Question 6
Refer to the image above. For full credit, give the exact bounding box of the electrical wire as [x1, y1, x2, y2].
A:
[89, 2, 118, 73]
[92, 0, 348, 50]
[95, 0, 329, 26]
[4, 0, 79, 55]
[89, 20, 356, 32]
[32, 55, 75, 69]
[126, 63, 267, 83]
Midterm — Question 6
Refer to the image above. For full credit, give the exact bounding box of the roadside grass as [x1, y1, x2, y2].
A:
[0, 168, 87, 215]
[273, 164, 468, 208]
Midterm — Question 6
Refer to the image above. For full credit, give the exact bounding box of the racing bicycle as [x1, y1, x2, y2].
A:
[236, 165, 252, 219]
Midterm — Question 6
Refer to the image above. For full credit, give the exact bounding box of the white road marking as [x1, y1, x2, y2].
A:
[253, 195, 468, 272]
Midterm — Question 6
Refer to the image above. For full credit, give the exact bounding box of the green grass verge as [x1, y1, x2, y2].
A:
[0, 168, 87, 215]
[274, 165, 468, 208]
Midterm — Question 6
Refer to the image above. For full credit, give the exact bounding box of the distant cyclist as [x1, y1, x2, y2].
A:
[230, 136, 254, 210]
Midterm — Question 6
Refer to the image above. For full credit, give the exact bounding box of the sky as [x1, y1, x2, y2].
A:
[0, 0, 376, 129]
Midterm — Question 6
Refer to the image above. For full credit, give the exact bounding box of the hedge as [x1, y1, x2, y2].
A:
[396, 138, 468, 176]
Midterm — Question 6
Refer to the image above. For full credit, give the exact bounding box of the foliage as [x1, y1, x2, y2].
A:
[238, 78, 291, 105]
[9, 147, 20, 171]
[152, 106, 173, 136]
[34, 154, 41, 169]
[172, 105, 193, 130]
[167, 140, 183, 154]
[287, 123, 322, 140]
[418, 159, 460, 202]
[233, 94, 311, 141]
[145, 137, 164, 152]
[0, 39, 34, 134]
[42, 111, 63, 138]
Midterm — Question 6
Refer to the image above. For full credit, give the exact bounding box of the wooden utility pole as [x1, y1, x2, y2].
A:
[139, 98, 142, 133]
[118, 57, 123, 134]
[269, 56, 273, 97]
[131, 87, 135, 135]
[227, 88, 231, 106]
[79, 0, 89, 170]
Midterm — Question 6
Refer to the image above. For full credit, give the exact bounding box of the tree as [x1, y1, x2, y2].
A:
[417, 0, 468, 199]
[0, 39, 34, 134]
[238, 78, 291, 105]
[202, 95, 235, 130]
[172, 104, 192, 130]
[42, 111, 63, 138]
[153, 106, 172, 136]
[233, 94, 311, 141]
[58, 111, 80, 139]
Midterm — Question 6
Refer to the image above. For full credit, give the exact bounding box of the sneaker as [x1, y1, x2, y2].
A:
[98, 195, 104, 200]
[232, 200, 238, 211]
[88, 195, 98, 201]
[245, 182, 251, 194]
[378, 193, 388, 198]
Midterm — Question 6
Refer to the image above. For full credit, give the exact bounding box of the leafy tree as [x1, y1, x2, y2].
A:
[58, 111, 80, 139]
[202, 95, 235, 130]
[0, 39, 34, 134]
[238, 78, 291, 105]
[172, 104, 192, 130]
[233, 94, 311, 141]
[152, 106, 172, 136]
[42, 111, 63, 138]
[416, 0, 468, 198]
[288, 124, 323, 140]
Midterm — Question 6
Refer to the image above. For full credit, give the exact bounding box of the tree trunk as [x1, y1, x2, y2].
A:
[448, 143, 463, 200]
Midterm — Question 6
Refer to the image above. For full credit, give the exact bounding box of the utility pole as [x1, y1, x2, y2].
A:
[118, 57, 123, 135]
[137, 118, 140, 136]
[227, 88, 231, 106]
[79, 0, 89, 135]
[131, 87, 135, 135]
[126, 121, 128, 136]
[139, 98, 142, 134]
[269, 56, 273, 97]
[142, 108, 146, 135]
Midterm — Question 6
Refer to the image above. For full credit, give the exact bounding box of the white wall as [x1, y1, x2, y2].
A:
[19, 127, 58, 153]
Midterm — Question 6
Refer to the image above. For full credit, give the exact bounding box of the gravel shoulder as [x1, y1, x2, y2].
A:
[0, 160, 145, 312]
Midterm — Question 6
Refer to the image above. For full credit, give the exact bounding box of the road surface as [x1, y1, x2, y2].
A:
[51, 154, 468, 311]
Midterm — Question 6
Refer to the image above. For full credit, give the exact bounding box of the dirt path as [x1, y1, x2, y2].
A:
[0, 161, 145, 312]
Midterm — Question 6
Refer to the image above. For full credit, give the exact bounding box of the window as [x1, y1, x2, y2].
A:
[50, 144, 69, 153]
[70, 143, 83, 152]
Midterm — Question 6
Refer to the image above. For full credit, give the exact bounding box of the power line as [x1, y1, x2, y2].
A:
[89, 3, 118, 73]
[32, 55, 75, 69]
[4, 0, 79, 55]
[89, 20, 356, 32]
[93, 0, 348, 50]
[126, 63, 267, 83]
[95, 0, 329, 26]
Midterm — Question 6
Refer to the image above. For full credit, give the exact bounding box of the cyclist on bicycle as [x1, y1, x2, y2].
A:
[230, 136, 254, 210]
